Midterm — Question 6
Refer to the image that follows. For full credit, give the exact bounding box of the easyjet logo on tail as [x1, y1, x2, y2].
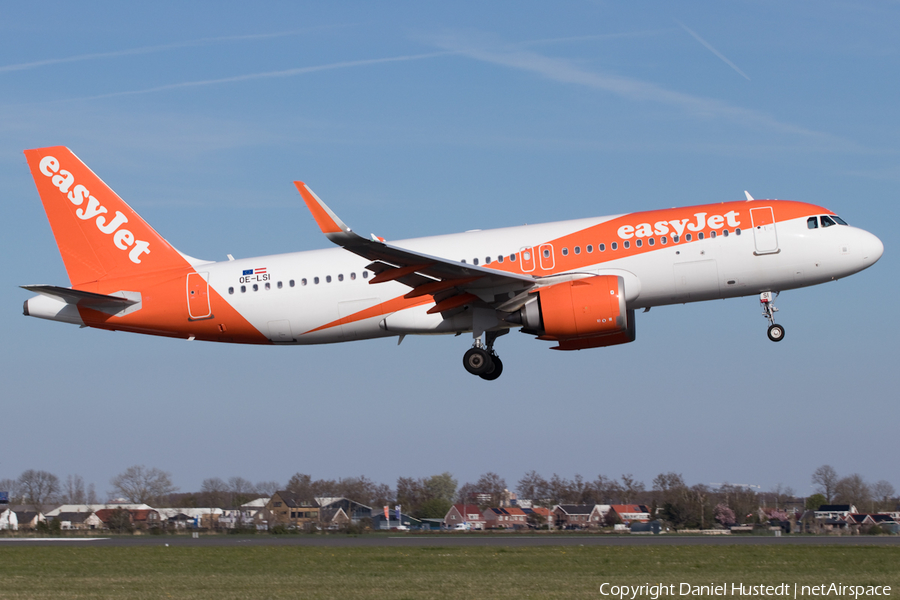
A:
[38, 155, 151, 264]
[617, 210, 742, 240]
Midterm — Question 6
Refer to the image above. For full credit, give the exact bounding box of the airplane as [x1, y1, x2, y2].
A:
[21, 146, 883, 380]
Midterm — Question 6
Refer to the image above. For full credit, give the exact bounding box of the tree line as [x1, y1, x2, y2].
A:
[2, 464, 896, 529]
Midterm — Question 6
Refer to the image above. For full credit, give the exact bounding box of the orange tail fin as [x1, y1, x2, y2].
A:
[24, 146, 190, 286]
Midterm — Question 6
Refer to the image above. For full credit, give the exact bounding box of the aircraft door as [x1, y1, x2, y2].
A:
[750, 207, 779, 255]
[519, 247, 536, 273]
[538, 244, 555, 271]
[187, 272, 212, 320]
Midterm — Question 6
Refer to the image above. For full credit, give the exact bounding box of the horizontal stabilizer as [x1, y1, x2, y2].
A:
[21, 284, 139, 313]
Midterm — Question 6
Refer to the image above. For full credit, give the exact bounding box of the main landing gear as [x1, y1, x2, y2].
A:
[463, 330, 505, 380]
[760, 291, 785, 342]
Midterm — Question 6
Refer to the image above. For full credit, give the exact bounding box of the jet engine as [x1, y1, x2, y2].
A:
[508, 275, 636, 350]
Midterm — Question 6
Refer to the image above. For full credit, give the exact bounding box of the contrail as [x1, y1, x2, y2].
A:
[674, 19, 751, 81]
[428, 33, 835, 140]
[0, 31, 311, 74]
[49, 52, 452, 103]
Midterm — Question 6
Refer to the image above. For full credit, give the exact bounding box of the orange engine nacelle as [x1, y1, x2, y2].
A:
[513, 275, 636, 351]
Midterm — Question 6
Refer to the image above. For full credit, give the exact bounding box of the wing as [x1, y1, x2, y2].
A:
[295, 182, 537, 315]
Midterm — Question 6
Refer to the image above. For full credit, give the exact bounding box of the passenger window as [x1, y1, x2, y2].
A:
[808, 217, 818, 229]
[698, 232, 704, 240]
[586, 244, 593, 253]
[660, 236, 667, 245]
[265, 282, 271, 290]
[599, 244, 606, 251]
[710, 231, 716, 238]
[253, 284, 259, 292]
[326, 275, 332, 283]
[636, 239, 642, 248]
[241, 285, 246, 293]
[363, 271, 369, 279]
[485, 257, 491, 264]
[301, 278, 307, 286]
[290, 280, 295, 287]
[685, 234, 692, 241]
[723, 230, 729, 237]
[821, 215, 836, 228]
[461, 259, 466, 264]
[314, 277, 320, 284]
[338, 274, 344, 282]
[623, 241, 630, 249]
[473, 258, 479, 266]
[350, 272, 356, 280]
[611, 242, 617, 250]
[648, 238, 655, 246]
[497, 255, 504, 263]
[228, 287, 234, 295]
[562, 248, 569, 256]
[673, 235, 680, 243]
[735, 228, 741, 235]
[510, 254, 516, 262]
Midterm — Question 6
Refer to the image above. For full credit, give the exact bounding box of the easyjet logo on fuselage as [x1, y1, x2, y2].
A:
[616, 210, 742, 240]
[38, 155, 151, 264]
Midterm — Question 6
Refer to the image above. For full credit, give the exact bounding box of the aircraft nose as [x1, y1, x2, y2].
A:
[859, 230, 883, 265]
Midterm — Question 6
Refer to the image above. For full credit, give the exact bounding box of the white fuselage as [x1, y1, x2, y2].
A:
[202, 211, 881, 344]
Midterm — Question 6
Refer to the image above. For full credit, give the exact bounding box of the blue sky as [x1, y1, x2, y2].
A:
[2, 1, 897, 500]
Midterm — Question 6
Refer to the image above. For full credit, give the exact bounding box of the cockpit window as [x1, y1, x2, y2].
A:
[821, 215, 837, 228]
[832, 215, 848, 225]
[807, 217, 818, 229]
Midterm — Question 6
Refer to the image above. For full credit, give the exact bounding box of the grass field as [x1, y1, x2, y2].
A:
[1, 543, 898, 599]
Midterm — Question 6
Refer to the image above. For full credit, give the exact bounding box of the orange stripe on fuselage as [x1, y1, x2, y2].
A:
[75, 268, 269, 344]
[484, 200, 827, 277]
[303, 294, 434, 335]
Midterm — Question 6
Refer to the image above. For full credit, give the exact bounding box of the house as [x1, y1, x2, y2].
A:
[155, 508, 223, 529]
[320, 507, 351, 529]
[444, 504, 487, 530]
[266, 491, 320, 529]
[483, 506, 528, 529]
[4, 507, 44, 529]
[521, 506, 555, 528]
[609, 504, 651, 524]
[95, 508, 162, 529]
[553, 504, 606, 529]
[871, 514, 899, 525]
[316, 497, 373, 523]
[844, 514, 875, 526]
[0, 509, 18, 530]
[216, 498, 270, 530]
[815, 505, 857, 520]
[53, 511, 103, 530]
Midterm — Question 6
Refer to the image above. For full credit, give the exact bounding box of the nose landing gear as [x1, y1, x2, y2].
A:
[462, 330, 506, 380]
[760, 292, 785, 342]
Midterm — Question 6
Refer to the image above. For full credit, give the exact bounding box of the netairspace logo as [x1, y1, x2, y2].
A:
[598, 583, 892, 599]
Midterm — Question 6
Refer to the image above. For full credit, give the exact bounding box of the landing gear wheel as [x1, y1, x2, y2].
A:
[463, 347, 493, 375]
[767, 324, 785, 342]
[479, 356, 503, 381]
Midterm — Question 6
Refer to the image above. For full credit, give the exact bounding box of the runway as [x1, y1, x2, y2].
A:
[3, 534, 898, 548]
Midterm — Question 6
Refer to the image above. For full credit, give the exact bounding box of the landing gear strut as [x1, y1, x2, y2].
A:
[760, 292, 785, 342]
[463, 330, 506, 380]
